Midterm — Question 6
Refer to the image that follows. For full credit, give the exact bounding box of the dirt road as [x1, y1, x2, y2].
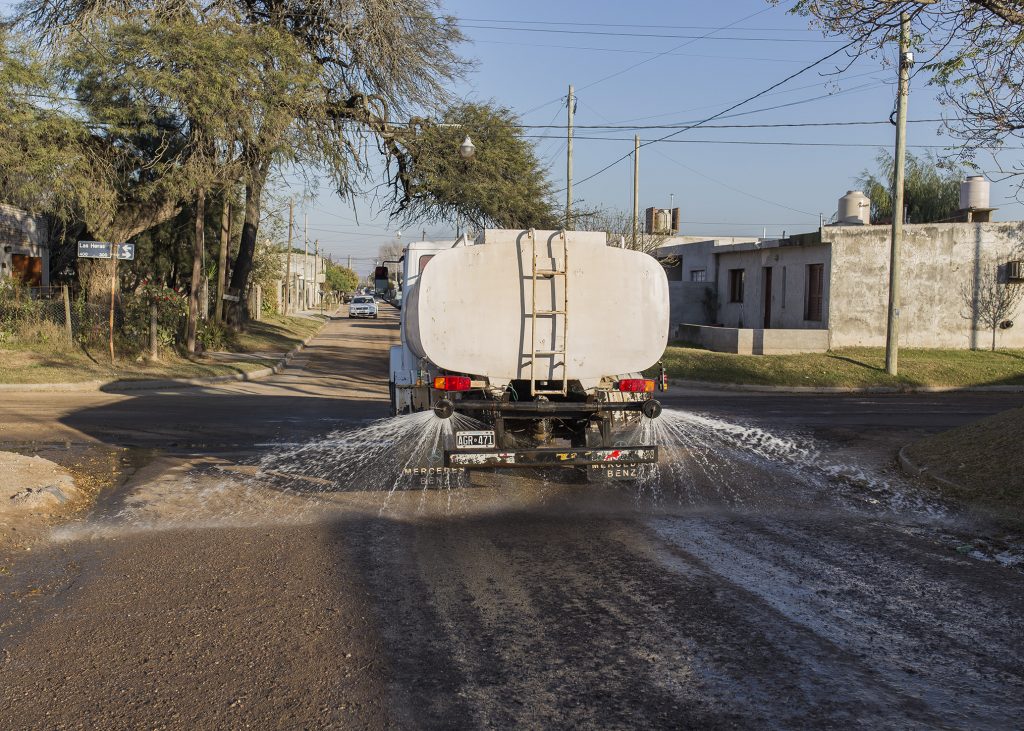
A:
[1, 309, 1022, 729]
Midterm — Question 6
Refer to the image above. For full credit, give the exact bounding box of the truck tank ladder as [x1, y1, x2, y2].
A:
[528, 229, 569, 397]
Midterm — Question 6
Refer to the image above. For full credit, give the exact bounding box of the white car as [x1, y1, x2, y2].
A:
[348, 295, 378, 319]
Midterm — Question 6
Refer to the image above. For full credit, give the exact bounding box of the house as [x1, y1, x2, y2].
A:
[276, 250, 327, 312]
[0, 203, 49, 287]
[656, 217, 1024, 354]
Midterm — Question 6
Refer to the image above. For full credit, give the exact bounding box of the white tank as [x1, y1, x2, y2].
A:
[403, 229, 669, 383]
[838, 190, 870, 225]
[960, 175, 990, 210]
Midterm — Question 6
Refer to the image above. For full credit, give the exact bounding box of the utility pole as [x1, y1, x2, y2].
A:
[566, 84, 574, 230]
[347, 254, 352, 270]
[314, 239, 320, 309]
[302, 213, 309, 311]
[284, 199, 292, 316]
[885, 11, 912, 376]
[216, 199, 230, 323]
[632, 135, 640, 250]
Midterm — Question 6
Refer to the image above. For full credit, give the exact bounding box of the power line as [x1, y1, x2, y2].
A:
[472, 39, 807, 65]
[572, 8, 771, 94]
[519, 7, 777, 117]
[602, 68, 887, 126]
[557, 35, 865, 193]
[518, 118, 945, 131]
[523, 133, 1001, 150]
[460, 18, 819, 34]
[660, 150, 815, 217]
[460, 24, 848, 43]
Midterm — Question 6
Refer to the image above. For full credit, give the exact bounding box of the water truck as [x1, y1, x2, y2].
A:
[389, 229, 668, 481]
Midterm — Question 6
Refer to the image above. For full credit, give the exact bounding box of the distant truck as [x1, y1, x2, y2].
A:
[389, 229, 668, 480]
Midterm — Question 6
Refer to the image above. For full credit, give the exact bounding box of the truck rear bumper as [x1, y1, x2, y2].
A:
[442, 398, 662, 420]
[444, 445, 658, 469]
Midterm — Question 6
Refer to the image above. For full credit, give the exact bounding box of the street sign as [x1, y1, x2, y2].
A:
[77, 241, 135, 260]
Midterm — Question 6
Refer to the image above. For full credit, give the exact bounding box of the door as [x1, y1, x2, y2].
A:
[11, 255, 43, 286]
[762, 266, 773, 328]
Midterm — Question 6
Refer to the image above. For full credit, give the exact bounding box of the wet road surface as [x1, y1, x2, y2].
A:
[1, 309, 1022, 729]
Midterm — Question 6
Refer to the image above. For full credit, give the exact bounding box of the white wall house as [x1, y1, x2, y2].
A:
[277, 251, 327, 313]
[656, 221, 1024, 353]
[0, 203, 49, 287]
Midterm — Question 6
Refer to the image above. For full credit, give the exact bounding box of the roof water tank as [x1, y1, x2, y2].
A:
[960, 175, 990, 210]
[838, 190, 870, 225]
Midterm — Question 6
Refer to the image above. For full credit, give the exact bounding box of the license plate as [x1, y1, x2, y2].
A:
[456, 430, 495, 449]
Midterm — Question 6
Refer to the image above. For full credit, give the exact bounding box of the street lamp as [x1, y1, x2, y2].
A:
[457, 135, 476, 237]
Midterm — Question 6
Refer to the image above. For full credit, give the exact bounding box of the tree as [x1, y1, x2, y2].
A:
[856, 150, 963, 224]
[961, 260, 1024, 351]
[324, 263, 359, 294]
[783, 1, 1024, 196]
[57, 11, 319, 348]
[393, 103, 558, 231]
[0, 27, 117, 232]
[20, 0, 469, 325]
[378, 242, 404, 263]
[575, 207, 669, 255]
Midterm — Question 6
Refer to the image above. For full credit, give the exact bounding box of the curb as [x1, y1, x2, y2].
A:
[0, 317, 330, 394]
[897, 445, 966, 493]
[663, 378, 1024, 395]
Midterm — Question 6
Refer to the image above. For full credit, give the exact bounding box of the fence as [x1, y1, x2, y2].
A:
[0, 285, 75, 343]
[0, 282, 192, 359]
[0, 278, 281, 359]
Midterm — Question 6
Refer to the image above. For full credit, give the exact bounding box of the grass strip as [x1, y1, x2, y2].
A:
[658, 345, 1024, 389]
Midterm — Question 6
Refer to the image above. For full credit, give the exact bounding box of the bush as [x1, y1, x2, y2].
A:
[196, 319, 234, 351]
[118, 282, 188, 355]
[0, 281, 69, 346]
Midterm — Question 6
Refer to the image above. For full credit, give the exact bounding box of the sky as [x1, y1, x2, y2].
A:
[6, 0, 1024, 275]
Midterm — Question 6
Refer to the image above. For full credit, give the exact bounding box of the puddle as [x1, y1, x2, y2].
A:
[37, 409, 1024, 569]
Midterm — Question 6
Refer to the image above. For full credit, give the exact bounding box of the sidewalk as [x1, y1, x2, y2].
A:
[0, 312, 334, 393]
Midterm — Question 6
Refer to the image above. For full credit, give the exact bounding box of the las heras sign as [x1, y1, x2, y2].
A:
[77, 241, 135, 260]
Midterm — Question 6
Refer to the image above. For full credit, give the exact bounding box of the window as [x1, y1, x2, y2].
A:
[781, 267, 787, 309]
[418, 254, 434, 272]
[805, 263, 824, 321]
[728, 269, 745, 303]
[689, 269, 707, 283]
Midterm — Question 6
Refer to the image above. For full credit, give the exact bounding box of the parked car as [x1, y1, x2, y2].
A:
[341, 292, 352, 304]
[348, 295, 378, 319]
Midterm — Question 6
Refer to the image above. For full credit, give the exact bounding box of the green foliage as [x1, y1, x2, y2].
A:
[397, 103, 558, 230]
[324, 263, 360, 294]
[250, 239, 284, 298]
[856, 150, 963, 224]
[0, 28, 116, 226]
[118, 281, 188, 353]
[196, 320, 232, 351]
[59, 11, 318, 241]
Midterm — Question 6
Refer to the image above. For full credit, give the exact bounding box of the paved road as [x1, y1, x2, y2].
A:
[1, 309, 1022, 729]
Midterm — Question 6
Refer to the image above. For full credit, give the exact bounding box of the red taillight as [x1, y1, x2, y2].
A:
[433, 376, 471, 392]
[618, 378, 655, 393]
